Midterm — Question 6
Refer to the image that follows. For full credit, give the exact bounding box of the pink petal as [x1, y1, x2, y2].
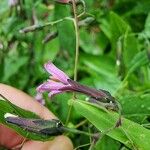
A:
[36, 83, 46, 93]
[35, 93, 43, 99]
[35, 93, 45, 105]
[48, 90, 63, 97]
[44, 61, 70, 84]
[36, 80, 71, 93]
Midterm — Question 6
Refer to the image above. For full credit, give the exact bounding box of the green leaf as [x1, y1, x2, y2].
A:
[3, 56, 28, 81]
[81, 55, 121, 93]
[144, 13, 150, 38]
[0, 97, 53, 141]
[44, 38, 59, 61]
[80, 28, 102, 55]
[119, 94, 150, 117]
[0, 1, 9, 19]
[72, 99, 150, 150]
[54, 4, 76, 55]
[126, 50, 149, 76]
[100, 17, 111, 40]
[94, 136, 120, 150]
[109, 11, 131, 52]
[110, 12, 138, 66]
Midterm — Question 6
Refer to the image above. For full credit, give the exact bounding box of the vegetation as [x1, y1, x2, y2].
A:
[0, 0, 150, 149]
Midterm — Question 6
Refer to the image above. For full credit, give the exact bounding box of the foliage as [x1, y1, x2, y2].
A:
[0, 95, 51, 141]
[0, 0, 150, 149]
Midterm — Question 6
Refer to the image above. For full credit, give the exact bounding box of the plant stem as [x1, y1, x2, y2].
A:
[62, 127, 95, 137]
[65, 103, 73, 125]
[20, 17, 73, 33]
[75, 119, 87, 128]
[65, 0, 80, 125]
[72, 0, 79, 82]
[77, 0, 86, 18]
[74, 143, 91, 150]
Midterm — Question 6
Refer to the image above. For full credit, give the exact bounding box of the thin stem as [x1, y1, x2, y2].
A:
[74, 143, 91, 150]
[65, 104, 73, 125]
[77, 0, 86, 18]
[65, 0, 80, 125]
[20, 17, 73, 33]
[75, 119, 87, 128]
[62, 127, 95, 137]
[88, 140, 95, 150]
[72, 0, 79, 82]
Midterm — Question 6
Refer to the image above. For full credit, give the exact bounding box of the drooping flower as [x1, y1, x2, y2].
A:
[36, 61, 119, 111]
[37, 61, 112, 101]
[37, 61, 72, 97]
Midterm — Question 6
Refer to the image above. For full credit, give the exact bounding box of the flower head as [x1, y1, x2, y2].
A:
[37, 61, 72, 97]
[36, 61, 118, 111]
[37, 61, 109, 99]
[44, 61, 69, 84]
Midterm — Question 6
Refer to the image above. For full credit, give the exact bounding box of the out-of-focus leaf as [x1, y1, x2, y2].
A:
[72, 99, 150, 150]
[122, 33, 139, 66]
[44, 38, 59, 61]
[109, 11, 131, 51]
[143, 13, 150, 38]
[0, 1, 9, 18]
[127, 50, 149, 75]
[100, 12, 139, 69]
[100, 17, 111, 40]
[3, 56, 28, 81]
[34, 3, 49, 18]
[126, 1, 150, 15]
[81, 54, 121, 93]
[110, 12, 138, 64]
[54, 3, 76, 55]
[80, 28, 102, 55]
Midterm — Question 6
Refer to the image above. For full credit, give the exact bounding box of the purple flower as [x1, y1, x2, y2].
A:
[36, 61, 119, 111]
[37, 61, 72, 97]
[37, 61, 108, 99]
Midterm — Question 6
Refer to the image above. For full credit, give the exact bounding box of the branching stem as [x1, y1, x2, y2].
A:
[20, 17, 73, 33]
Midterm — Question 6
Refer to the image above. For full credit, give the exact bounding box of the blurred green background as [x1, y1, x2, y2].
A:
[0, 0, 150, 149]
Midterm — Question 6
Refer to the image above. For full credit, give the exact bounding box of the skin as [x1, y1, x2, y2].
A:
[0, 83, 73, 150]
